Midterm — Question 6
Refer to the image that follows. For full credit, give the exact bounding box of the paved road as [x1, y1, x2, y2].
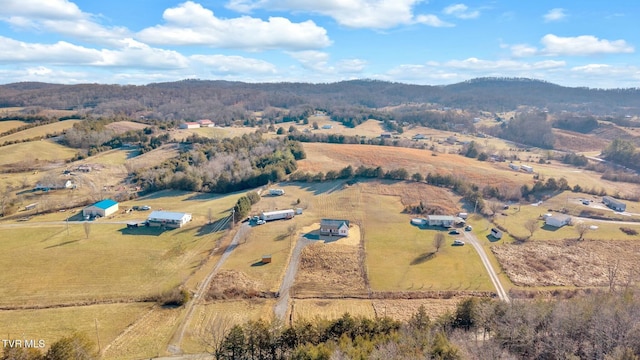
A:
[274, 236, 313, 321]
[167, 220, 248, 355]
[461, 231, 510, 302]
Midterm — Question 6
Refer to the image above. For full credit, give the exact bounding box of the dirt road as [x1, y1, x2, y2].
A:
[167, 220, 249, 354]
[461, 231, 510, 302]
[274, 236, 313, 321]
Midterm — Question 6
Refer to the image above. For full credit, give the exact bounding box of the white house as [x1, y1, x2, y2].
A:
[197, 119, 214, 127]
[320, 219, 349, 236]
[147, 211, 192, 228]
[83, 199, 118, 217]
[545, 214, 571, 228]
[179, 122, 200, 129]
[426, 215, 455, 227]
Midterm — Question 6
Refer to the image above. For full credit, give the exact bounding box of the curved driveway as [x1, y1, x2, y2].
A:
[461, 231, 510, 302]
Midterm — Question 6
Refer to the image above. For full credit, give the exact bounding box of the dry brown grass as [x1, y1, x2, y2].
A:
[206, 269, 273, 299]
[105, 121, 149, 134]
[125, 144, 180, 171]
[553, 129, 608, 152]
[371, 299, 459, 321]
[491, 240, 640, 287]
[290, 299, 375, 322]
[293, 228, 367, 297]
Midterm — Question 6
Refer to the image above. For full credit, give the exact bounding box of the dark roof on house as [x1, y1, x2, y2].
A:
[320, 219, 349, 228]
[603, 196, 625, 205]
[92, 199, 118, 209]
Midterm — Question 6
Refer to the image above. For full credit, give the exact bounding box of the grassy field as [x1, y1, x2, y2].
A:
[0, 120, 81, 143]
[0, 303, 152, 355]
[290, 299, 376, 323]
[0, 120, 27, 133]
[0, 140, 77, 166]
[362, 192, 494, 291]
[125, 144, 181, 171]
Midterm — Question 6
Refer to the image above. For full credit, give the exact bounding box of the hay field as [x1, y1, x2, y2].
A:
[0, 140, 77, 165]
[0, 120, 27, 133]
[0, 120, 81, 143]
[0, 303, 151, 355]
[371, 299, 459, 321]
[298, 142, 640, 198]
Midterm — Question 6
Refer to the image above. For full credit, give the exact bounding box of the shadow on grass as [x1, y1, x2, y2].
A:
[486, 235, 502, 243]
[251, 261, 269, 267]
[118, 226, 168, 237]
[45, 239, 81, 248]
[196, 217, 230, 237]
[66, 212, 86, 221]
[411, 251, 437, 265]
[542, 224, 561, 232]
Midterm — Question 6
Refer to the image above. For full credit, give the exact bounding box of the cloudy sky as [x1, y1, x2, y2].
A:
[0, 0, 638, 88]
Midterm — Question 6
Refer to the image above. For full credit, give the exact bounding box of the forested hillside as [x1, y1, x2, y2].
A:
[1, 78, 639, 123]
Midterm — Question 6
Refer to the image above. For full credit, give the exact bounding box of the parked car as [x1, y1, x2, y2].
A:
[582, 200, 590, 205]
[256, 219, 266, 225]
[465, 225, 473, 231]
[449, 229, 460, 235]
[140, 205, 151, 211]
[453, 239, 465, 246]
[126, 222, 138, 228]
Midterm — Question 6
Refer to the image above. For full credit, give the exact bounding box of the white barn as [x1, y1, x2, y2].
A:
[490, 228, 503, 239]
[147, 211, 192, 228]
[83, 199, 118, 217]
[603, 196, 626, 212]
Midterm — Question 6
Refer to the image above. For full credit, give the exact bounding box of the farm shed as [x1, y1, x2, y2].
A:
[35, 179, 74, 191]
[261, 254, 272, 264]
[490, 228, 503, 239]
[179, 122, 200, 129]
[269, 189, 285, 196]
[261, 209, 295, 221]
[603, 196, 626, 212]
[147, 211, 192, 228]
[322, 124, 333, 129]
[426, 215, 455, 227]
[508, 163, 520, 171]
[83, 199, 118, 218]
[545, 214, 572, 228]
[320, 219, 350, 236]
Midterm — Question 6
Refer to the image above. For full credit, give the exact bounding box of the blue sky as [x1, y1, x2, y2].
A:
[0, 0, 638, 88]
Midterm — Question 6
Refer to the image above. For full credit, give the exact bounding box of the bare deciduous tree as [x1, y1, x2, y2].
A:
[488, 201, 502, 217]
[575, 222, 590, 240]
[433, 232, 446, 253]
[524, 219, 539, 240]
[84, 221, 91, 239]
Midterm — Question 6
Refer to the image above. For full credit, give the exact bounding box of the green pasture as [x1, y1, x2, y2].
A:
[0, 140, 77, 165]
[0, 120, 81, 143]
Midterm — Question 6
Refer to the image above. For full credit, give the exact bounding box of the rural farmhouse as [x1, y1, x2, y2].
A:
[545, 214, 572, 228]
[147, 211, 192, 228]
[83, 199, 118, 218]
[603, 196, 626, 212]
[319, 219, 350, 237]
[426, 215, 455, 227]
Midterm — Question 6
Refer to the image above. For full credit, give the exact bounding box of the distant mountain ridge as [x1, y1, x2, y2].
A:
[0, 77, 638, 118]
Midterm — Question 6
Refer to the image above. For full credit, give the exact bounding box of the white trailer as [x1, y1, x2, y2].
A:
[508, 163, 520, 171]
[269, 189, 285, 196]
[260, 209, 295, 221]
[521, 165, 534, 173]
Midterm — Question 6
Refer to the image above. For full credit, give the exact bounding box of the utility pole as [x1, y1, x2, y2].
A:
[230, 208, 235, 229]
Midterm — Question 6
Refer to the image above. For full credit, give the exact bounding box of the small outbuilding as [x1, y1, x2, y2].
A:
[320, 219, 350, 237]
[509, 163, 520, 171]
[490, 228, 503, 239]
[147, 211, 192, 228]
[521, 165, 534, 173]
[545, 214, 572, 228]
[83, 199, 119, 218]
[179, 122, 200, 129]
[261, 254, 272, 264]
[603, 196, 626, 212]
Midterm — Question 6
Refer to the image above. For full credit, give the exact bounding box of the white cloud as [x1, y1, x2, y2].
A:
[445, 58, 565, 71]
[336, 59, 367, 73]
[137, 1, 330, 50]
[0, 36, 188, 69]
[543, 8, 566, 22]
[0, 0, 130, 46]
[541, 34, 634, 56]
[510, 44, 538, 58]
[190, 54, 277, 74]
[443, 4, 480, 19]
[287, 50, 332, 72]
[226, 0, 451, 29]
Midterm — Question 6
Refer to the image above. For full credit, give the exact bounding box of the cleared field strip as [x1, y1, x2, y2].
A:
[0, 120, 81, 143]
[0, 120, 27, 133]
[0, 140, 77, 165]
